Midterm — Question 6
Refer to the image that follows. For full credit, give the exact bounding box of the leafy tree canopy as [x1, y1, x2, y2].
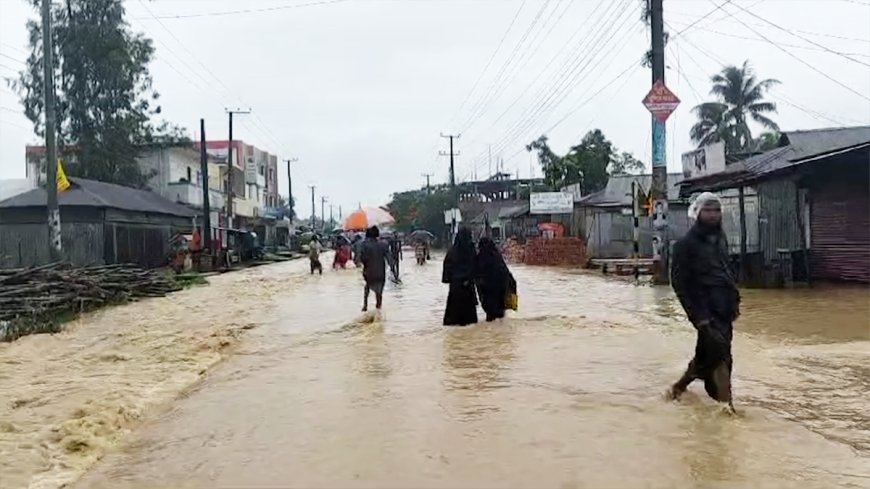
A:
[15, 0, 187, 188]
[527, 129, 644, 194]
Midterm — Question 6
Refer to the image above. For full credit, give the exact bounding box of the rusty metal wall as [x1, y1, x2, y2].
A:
[810, 178, 870, 283]
[0, 222, 104, 268]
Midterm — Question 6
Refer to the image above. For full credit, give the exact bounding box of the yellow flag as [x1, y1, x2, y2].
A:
[57, 159, 70, 193]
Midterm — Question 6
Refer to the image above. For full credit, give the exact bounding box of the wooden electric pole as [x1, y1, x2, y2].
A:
[41, 0, 61, 260]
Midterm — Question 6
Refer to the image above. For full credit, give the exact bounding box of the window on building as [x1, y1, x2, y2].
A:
[259, 166, 265, 176]
[186, 167, 192, 182]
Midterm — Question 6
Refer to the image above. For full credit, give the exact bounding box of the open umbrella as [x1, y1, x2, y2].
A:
[343, 207, 395, 231]
[408, 229, 435, 242]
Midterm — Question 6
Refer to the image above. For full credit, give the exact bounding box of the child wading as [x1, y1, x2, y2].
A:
[309, 237, 323, 275]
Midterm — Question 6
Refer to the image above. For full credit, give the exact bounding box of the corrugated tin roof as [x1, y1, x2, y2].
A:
[0, 178, 196, 217]
[681, 126, 870, 192]
[0, 179, 35, 202]
[577, 173, 684, 207]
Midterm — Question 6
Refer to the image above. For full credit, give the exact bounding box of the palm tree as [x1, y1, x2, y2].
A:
[690, 60, 780, 154]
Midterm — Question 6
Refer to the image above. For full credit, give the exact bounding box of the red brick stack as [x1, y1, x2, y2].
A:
[501, 238, 525, 264]
[522, 237, 586, 266]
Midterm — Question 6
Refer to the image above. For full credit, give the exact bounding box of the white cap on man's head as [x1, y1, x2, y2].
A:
[688, 192, 722, 220]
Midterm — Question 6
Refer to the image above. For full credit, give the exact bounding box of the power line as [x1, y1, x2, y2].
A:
[461, 5, 640, 179]
[0, 53, 26, 65]
[725, 0, 870, 68]
[670, 0, 733, 38]
[457, 0, 554, 134]
[674, 35, 850, 127]
[135, 0, 352, 20]
[445, 0, 528, 129]
[667, 21, 870, 58]
[464, 0, 638, 175]
[712, 0, 870, 101]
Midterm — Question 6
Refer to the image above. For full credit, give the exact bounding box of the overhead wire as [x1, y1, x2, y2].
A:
[726, 0, 870, 68]
[463, 0, 638, 176]
[135, 0, 353, 20]
[674, 33, 850, 127]
[445, 0, 528, 129]
[461, 1, 641, 179]
[464, 0, 631, 163]
[711, 0, 870, 101]
[457, 0, 554, 134]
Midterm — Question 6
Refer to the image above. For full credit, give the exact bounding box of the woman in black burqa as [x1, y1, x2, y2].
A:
[442, 227, 478, 326]
[475, 237, 516, 322]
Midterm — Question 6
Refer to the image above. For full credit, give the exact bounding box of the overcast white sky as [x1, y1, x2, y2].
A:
[1, 0, 869, 215]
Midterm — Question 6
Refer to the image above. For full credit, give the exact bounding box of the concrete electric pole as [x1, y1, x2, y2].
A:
[649, 0, 669, 284]
[41, 0, 61, 261]
[285, 158, 298, 220]
[225, 108, 250, 230]
[199, 119, 212, 250]
[309, 185, 316, 229]
[439, 133, 460, 189]
[320, 196, 328, 231]
[421, 173, 433, 194]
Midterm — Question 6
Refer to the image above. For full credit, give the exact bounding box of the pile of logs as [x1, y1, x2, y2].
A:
[0, 263, 182, 341]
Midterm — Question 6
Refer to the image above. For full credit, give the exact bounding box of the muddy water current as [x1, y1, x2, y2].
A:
[4, 257, 869, 488]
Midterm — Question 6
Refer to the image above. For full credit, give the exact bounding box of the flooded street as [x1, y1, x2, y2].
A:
[65, 256, 870, 489]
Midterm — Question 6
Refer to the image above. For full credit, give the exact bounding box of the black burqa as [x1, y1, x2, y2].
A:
[475, 237, 515, 322]
[442, 228, 478, 326]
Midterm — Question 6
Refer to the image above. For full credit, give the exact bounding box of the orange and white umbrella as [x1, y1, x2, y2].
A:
[343, 207, 395, 231]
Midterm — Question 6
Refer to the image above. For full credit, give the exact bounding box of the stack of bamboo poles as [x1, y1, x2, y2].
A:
[0, 263, 182, 341]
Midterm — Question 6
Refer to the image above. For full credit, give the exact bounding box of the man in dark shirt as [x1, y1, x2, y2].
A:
[387, 235, 403, 283]
[359, 226, 389, 311]
[668, 192, 740, 411]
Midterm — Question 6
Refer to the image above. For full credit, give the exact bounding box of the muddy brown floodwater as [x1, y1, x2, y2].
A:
[5, 257, 870, 489]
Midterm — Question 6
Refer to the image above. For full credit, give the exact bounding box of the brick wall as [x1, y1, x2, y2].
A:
[502, 237, 586, 266]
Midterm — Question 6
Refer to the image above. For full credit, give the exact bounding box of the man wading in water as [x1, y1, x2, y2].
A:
[668, 192, 740, 412]
[359, 226, 389, 312]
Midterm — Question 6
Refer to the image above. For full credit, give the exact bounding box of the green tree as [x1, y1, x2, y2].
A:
[690, 60, 780, 154]
[16, 0, 184, 188]
[526, 129, 643, 194]
[387, 186, 454, 245]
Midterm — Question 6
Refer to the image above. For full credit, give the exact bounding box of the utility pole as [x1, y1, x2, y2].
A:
[488, 144, 493, 179]
[440, 133, 461, 238]
[285, 158, 297, 221]
[320, 196, 328, 231]
[339, 205, 343, 222]
[421, 173, 433, 194]
[309, 185, 316, 229]
[41, 0, 61, 261]
[225, 108, 250, 230]
[650, 0, 669, 284]
[200, 119, 212, 250]
[439, 133, 460, 189]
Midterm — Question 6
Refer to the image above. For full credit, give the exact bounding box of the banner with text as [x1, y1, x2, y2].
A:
[530, 192, 573, 215]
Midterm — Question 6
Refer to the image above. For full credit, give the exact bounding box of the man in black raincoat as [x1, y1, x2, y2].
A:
[668, 193, 740, 410]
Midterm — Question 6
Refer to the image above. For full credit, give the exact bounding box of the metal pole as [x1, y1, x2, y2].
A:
[227, 112, 234, 230]
[632, 180, 640, 281]
[200, 119, 212, 250]
[225, 108, 251, 231]
[285, 158, 297, 220]
[309, 185, 316, 229]
[41, 0, 61, 261]
[650, 0, 669, 284]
